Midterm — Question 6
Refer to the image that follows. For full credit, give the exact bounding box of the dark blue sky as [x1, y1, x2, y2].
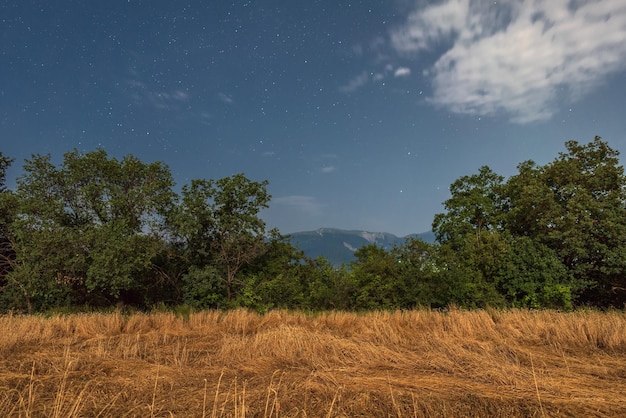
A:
[2, 0, 626, 236]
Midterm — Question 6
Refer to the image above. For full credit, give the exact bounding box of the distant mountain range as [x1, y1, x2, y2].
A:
[287, 228, 435, 266]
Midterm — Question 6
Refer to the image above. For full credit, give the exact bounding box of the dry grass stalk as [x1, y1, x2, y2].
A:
[1, 308, 625, 417]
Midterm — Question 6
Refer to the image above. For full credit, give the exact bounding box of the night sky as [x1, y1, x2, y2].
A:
[2, 0, 626, 236]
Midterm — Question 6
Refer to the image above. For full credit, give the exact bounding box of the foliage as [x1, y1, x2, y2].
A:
[0, 152, 16, 280]
[433, 136, 626, 308]
[1, 137, 625, 312]
[393, 238, 445, 308]
[433, 166, 505, 249]
[306, 257, 356, 310]
[169, 173, 275, 304]
[0, 152, 13, 193]
[351, 245, 401, 310]
[181, 265, 225, 309]
[488, 235, 574, 309]
[236, 239, 310, 311]
[505, 137, 626, 306]
[4, 149, 175, 311]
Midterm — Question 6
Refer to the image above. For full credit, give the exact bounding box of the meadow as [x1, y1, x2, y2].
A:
[1, 308, 625, 417]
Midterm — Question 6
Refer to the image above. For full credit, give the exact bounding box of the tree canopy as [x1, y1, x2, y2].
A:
[432, 136, 626, 308]
[1, 136, 625, 313]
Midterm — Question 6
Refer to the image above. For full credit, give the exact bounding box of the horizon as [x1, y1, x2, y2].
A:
[286, 226, 433, 237]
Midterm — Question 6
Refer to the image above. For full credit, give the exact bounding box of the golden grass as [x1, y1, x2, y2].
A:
[1, 308, 626, 417]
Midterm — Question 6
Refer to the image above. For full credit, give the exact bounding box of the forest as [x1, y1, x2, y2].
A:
[1, 136, 625, 313]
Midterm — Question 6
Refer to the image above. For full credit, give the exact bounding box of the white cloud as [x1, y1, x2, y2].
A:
[341, 65, 412, 92]
[392, 0, 470, 52]
[273, 195, 324, 216]
[339, 71, 370, 93]
[391, 0, 626, 123]
[394, 67, 411, 77]
[320, 165, 336, 173]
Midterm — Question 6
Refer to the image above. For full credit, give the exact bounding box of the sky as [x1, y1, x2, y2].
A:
[2, 0, 626, 237]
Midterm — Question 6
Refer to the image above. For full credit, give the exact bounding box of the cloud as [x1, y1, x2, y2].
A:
[392, 0, 470, 52]
[127, 79, 191, 110]
[394, 67, 411, 77]
[320, 165, 336, 173]
[171, 90, 189, 101]
[339, 71, 370, 93]
[340, 65, 413, 92]
[273, 195, 324, 216]
[152, 90, 189, 108]
[390, 0, 626, 123]
[352, 44, 364, 56]
[218, 92, 234, 104]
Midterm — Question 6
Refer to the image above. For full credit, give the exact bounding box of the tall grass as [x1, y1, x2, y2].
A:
[1, 308, 625, 417]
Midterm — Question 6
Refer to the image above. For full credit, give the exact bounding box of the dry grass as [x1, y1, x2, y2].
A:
[1, 308, 626, 417]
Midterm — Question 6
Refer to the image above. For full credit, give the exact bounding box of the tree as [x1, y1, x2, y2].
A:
[351, 244, 402, 310]
[208, 174, 273, 302]
[432, 137, 625, 308]
[4, 149, 175, 311]
[0, 152, 17, 304]
[236, 238, 310, 311]
[0, 152, 13, 193]
[0, 151, 15, 243]
[494, 236, 576, 309]
[433, 166, 505, 249]
[392, 238, 443, 308]
[505, 137, 626, 306]
[306, 257, 356, 310]
[170, 173, 273, 303]
[430, 166, 509, 307]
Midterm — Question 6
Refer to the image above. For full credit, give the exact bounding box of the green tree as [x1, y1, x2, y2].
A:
[351, 244, 401, 310]
[505, 137, 626, 306]
[435, 239, 506, 308]
[0, 152, 16, 245]
[494, 236, 576, 309]
[306, 257, 356, 310]
[4, 149, 175, 311]
[393, 236, 505, 308]
[170, 173, 273, 304]
[431, 137, 624, 308]
[433, 166, 505, 249]
[0, 152, 15, 243]
[0, 152, 18, 307]
[0, 152, 13, 193]
[237, 239, 310, 311]
[211, 174, 273, 302]
[431, 166, 508, 307]
[180, 265, 224, 309]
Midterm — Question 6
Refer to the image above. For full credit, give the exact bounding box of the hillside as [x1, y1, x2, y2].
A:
[288, 228, 435, 265]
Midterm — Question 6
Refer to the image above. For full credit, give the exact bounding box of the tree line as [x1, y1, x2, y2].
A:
[1, 136, 625, 313]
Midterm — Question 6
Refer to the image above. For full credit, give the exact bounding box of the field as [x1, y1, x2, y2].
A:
[1, 309, 626, 417]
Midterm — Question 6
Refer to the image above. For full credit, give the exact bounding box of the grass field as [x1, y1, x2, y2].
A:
[1, 308, 625, 417]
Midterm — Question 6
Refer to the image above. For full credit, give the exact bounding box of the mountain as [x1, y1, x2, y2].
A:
[287, 228, 435, 266]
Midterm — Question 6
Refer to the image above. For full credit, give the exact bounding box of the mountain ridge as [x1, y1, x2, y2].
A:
[287, 228, 435, 266]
